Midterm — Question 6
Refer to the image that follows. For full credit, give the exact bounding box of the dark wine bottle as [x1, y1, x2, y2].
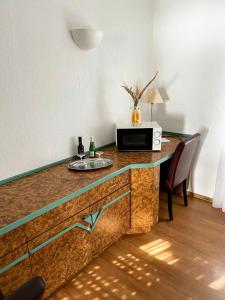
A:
[77, 136, 84, 155]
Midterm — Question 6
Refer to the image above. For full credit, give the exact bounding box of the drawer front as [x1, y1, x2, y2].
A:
[28, 184, 131, 250]
[28, 184, 130, 299]
[0, 245, 32, 297]
[29, 225, 92, 299]
[0, 226, 26, 258]
[25, 170, 130, 240]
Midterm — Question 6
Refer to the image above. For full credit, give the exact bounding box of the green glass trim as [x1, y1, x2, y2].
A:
[0, 222, 90, 275]
[0, 133, 189, 186]
[0, 132, 190, 236]
[0, 156, 75, 186]
[30, 190, 130, 254]
[84, 211, 100, 227]
[0, 158, 169, 236]
[0, 252, 29, 275]
[0, 142, 115, 186]
[0, 189, 131, 275]
[0, 165, 130, 236]
[129, 154, 174, 169]
[84, 190, 131, 231]
[162, 130, 191, 138]
[29, 221, 91, 255]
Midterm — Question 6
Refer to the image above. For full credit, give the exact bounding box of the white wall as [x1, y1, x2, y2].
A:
[0, 0, 154, 180]
[153, 0, 225, 197]
[2, 1, 222, 198]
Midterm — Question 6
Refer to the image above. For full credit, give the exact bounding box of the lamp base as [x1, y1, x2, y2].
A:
[150, 103, 153, 121]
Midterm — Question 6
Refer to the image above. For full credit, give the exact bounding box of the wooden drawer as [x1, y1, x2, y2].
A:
[28, 183, 131, 299]
[0, 226, 26, 258]
[25, 171, 130, 240]
[29, 184, 130, 250]
[0, 245, 32, 297]
[29, 216, 92, 299]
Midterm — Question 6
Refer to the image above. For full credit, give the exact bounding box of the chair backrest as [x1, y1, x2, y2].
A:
[0, 291, 4, 300]
[3, 276, 45, 300]
[166, 133, 200, 190]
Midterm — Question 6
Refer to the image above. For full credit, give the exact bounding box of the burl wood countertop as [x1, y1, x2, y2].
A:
[0, 136, 181, 234]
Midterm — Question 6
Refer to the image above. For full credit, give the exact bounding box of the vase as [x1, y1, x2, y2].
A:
[131, 106, 141, 126]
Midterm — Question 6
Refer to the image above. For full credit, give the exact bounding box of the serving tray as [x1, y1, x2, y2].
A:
[68, 158, 113, 171]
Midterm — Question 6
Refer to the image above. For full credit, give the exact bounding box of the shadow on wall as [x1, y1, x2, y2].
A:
[189, 126, 209, 193]
[69, 137, 76, 157]
[154, 103, 185, 133]
[152, 81, 185, 132]
[154, 94, 208, 194]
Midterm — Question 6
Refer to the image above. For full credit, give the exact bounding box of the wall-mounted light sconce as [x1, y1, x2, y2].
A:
[71, 28, 103, 50]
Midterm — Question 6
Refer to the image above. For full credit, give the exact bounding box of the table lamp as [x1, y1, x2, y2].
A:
[142, 88, 164, 121]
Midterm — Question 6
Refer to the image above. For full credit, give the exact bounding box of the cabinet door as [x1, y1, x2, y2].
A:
[0, 246, 32, 296]
[29, 215, 92, 299]
[130, 166, 160, 234]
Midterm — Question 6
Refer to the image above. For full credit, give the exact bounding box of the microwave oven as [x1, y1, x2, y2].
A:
[116, 121, 162, 151]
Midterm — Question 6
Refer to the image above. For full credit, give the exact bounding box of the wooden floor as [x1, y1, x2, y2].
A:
[49, 194, 225, 300]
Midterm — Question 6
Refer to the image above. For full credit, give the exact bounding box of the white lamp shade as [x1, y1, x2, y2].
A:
[71, 28, 103, 50]
[142, 87, 164, 104]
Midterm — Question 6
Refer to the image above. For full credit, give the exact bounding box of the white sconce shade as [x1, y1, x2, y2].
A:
[71, 28, 103, 50]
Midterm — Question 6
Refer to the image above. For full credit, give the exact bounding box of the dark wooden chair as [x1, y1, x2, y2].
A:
[161, 133, 200, 220]
[0, 277, 45, 300]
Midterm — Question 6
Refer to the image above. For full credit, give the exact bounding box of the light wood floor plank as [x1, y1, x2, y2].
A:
[49, 195, 225, 300]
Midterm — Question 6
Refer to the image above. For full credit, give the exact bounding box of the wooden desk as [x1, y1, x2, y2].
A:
[0, 136, 181, 298]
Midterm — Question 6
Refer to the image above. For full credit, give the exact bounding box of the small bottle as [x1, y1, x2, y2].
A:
[77, 136, 84, 155]
[89, 136, 96, 158]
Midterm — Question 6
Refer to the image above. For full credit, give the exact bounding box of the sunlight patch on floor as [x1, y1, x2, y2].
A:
[195, 274, 205, 281]
[208, 275, 225, 291]
[139, 239, 170, 254]
[139, 238, 180, 265]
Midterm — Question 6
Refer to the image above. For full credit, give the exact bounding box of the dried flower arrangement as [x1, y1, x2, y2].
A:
[122, 72, 158, 108]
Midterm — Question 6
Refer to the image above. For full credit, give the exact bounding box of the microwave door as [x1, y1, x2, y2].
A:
[117, 129, 153, 151]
